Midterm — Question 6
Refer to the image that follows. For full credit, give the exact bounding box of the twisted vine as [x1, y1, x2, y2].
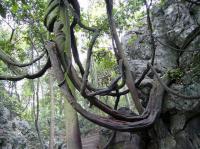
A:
[43, 0, 168, 131]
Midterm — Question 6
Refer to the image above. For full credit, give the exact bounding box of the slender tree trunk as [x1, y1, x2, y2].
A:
[31, 49, 44, 148]
[35, 78, 44, 148]
[49, 70, 55, 149]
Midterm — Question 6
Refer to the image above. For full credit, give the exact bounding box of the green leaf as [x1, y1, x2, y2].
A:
[11, 2, 18, 13]
[0, 3, 6, 18]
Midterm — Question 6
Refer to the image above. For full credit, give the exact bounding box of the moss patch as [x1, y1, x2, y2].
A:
[167, 68, 184, 81]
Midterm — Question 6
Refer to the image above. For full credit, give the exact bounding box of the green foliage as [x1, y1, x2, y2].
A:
[0, 82, 23, 116]
[95, 16, 109, 32]
[1, 0, 46, 23]
[11, 2, 18, 13]
[22, 80, 33, 97]
[3, 98, 23, 115]
[0, 61, 7, 72]
[158, 0, 166, 7]
[93, 48, 116, 70]
[127, 34, 137, 46]
[0, 0, 48, 68]
[114, 0, 144, 31]
[167, 68, 184, 81]
[134, 11, 145, 26]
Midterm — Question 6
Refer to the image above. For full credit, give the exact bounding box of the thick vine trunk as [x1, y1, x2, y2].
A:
[60, 1, 82, 148]
[64, 96, 82, 149]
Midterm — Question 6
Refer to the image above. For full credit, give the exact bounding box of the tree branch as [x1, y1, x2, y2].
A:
[105, 0, 143, 114]
[0, 48, 47, 67]
[0, 58, 50, 81]
[80, 30, 100, 95]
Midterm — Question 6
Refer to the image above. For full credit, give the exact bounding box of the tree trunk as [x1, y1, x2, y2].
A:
[49, 70, 55, 149]
[35, 78, 44, 149]
[64, 94, 82, 149]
